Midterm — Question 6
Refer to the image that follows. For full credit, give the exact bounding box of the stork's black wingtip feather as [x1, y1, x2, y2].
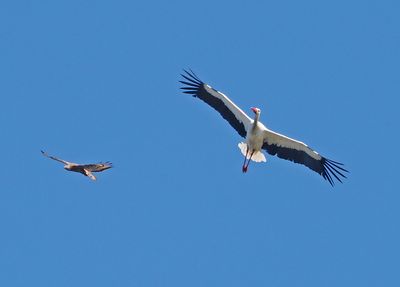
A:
[322, 157, 349, 186]
[183, 69, 195, 79]
[181, 69, 203, 84]
[188, 68, 201, 81]
[180, 69, 205, 97]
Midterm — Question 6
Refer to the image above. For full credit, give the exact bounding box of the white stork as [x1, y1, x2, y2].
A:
[180, 70, 348, 186]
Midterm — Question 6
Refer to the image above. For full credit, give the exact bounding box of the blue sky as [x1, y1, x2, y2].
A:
[0, 0, 399, 286]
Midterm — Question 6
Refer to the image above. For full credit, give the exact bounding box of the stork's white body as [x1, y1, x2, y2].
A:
[239, 119, 267, 163]
[246, 122, 267, 154]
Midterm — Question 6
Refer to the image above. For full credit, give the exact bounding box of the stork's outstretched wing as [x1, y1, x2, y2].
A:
[81, 162, 113, 172]
[262, 129, 348, 186]
[41, 150, 70, 165]
[180, 69, 252, 138]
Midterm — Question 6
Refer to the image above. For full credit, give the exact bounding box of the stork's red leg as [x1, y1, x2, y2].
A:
[242, 146, 249, 173]
[244, 151, 255, 173]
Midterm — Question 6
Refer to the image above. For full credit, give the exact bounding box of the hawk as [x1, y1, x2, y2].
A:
[41, 150, 112, 181]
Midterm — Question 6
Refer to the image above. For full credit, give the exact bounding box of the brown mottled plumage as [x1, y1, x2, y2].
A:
[41, 150, 112, 181]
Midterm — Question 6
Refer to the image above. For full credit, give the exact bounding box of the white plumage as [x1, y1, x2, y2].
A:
[180, 69, 348, 186]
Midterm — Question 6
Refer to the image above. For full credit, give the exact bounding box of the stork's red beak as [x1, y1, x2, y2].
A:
[251, 107, 258, 114]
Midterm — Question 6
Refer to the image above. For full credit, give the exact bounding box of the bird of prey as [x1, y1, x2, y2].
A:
[41, 150, 112, 181]
[180, 69, 348, 186]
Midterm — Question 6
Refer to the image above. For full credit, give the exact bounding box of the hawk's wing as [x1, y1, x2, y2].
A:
[41, 150, 71, 165]
[83, 169, 97, 181]
[81, 162, 113, 172]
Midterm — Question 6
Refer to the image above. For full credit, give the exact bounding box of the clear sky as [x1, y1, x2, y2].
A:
[1, 0, 399, 286]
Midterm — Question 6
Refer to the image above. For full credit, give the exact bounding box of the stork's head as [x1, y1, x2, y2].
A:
[251, 107, 261, 115]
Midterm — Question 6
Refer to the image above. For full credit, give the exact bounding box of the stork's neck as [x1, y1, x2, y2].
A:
[252, 113, 260, 128]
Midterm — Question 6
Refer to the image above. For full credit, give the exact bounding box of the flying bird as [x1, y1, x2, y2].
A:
[180, 69, 348, 185]
[41, 150, 112, 181]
